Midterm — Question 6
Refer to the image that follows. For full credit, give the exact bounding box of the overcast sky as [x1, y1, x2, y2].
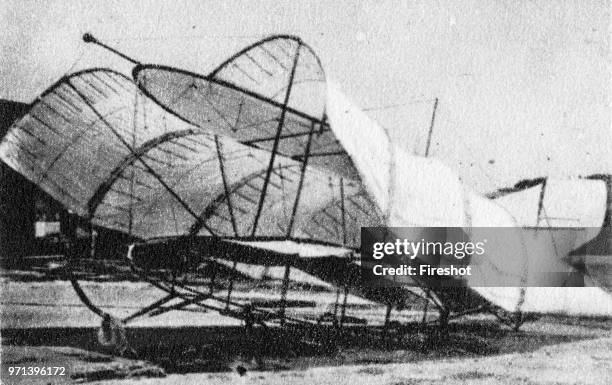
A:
[1, 0, 609, 192]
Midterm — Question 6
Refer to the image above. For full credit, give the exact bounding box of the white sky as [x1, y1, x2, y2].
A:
[1, 0, 610, 192]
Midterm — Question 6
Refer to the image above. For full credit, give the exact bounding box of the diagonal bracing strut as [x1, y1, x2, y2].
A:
[250, 42, 302, 236]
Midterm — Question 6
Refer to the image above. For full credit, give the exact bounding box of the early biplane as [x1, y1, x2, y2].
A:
[1, 33, 610, 350]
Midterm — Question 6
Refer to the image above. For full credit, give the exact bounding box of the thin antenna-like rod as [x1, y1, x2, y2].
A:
[83, 32, 141, 65]
[424, 97, 439, 157]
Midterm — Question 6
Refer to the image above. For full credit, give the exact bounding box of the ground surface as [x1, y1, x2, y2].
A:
[84, 336, 612, 385]
[1, 274, 611, 384]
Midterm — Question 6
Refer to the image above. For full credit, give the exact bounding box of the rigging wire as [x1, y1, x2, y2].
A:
[49, 36, 88, 87]
[279, 163, 289, 225]
[127, 85, 139, 235]
[362, 98, 437, 111]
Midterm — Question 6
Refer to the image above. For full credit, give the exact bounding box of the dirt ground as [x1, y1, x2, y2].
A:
[85, 336, 612, 385]
[1, 275, 611, 384]
[2, 327, 611, 385]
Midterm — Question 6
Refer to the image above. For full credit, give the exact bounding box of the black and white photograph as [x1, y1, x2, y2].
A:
[0, 1, 610, 384]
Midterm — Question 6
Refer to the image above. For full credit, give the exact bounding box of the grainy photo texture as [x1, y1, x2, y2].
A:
[0, 1, 610, 384]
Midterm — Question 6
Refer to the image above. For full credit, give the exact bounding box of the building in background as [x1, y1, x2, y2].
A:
[0, 99, 134, 266]
[0, 99, 39, 262]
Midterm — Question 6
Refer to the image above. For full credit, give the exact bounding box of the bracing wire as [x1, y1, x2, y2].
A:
[128, 86, 139, 235]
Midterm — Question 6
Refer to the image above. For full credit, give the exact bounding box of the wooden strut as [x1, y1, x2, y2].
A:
[70, 276, 104, 317]
[384, 303, 393, 329]
[334, 287, 341, 320]
[123, 293, 176, 323]
[279, 261, 292, 326]
[536, 177, 548, 226]
[149, 292, 212, 317]
[421, 291, 430, 326]
[215, 136, 239, 236]
[424, 97, 438, 157]
[421, 287, 446, 325]
[286, 120, 317, 236]
[511, 180, 546, 329]
[226, 253, 238, 311]
[251, 42, 302, 236]
[209, 258, 217, 295]
[339, 285, 349, 327]
[340, 178, 347, 246]
[64, 212, 104, 318]
[89, 222, 96, 260]
[127, 88, 139, 235]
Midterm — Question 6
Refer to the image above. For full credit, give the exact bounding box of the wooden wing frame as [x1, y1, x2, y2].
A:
[0, 37, 385, 253]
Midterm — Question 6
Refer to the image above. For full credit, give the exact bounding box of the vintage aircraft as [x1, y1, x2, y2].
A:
[0, 34, 610, 349]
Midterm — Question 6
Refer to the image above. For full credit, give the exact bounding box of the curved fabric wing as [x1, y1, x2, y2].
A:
[132, 36, 358, 181]
[0, 69, 381, 245]
[209, 35, 326, 117]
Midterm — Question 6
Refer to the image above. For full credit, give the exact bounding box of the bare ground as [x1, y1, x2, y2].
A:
[91, 335, 612, 385]
[1, 276, 611, 384]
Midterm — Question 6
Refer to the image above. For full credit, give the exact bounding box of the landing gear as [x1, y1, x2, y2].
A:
[438, 308, 450, 331]
[491, 308, 526, 331]
[98, 313, 137, 358]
